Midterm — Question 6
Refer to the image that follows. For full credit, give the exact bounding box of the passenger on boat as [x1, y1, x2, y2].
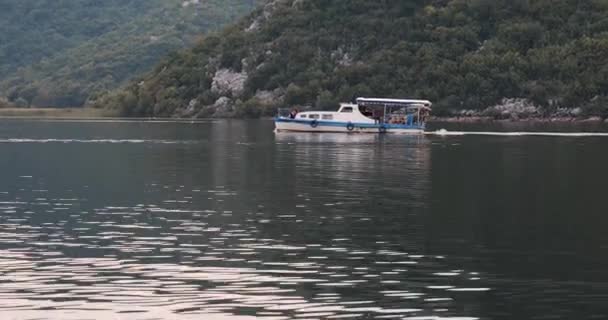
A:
[406, 114, 414, 125]
[372, 110, 383, 124]
[420, 109, 429, 122]
[289, 109, 299, 119]
[361, 107, 373, 118]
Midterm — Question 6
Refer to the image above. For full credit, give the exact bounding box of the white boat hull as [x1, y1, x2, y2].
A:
[274, 118, 425, 134]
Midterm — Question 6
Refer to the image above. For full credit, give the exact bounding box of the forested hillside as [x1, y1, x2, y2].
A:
[95, 0, 608, 118]
[0, 0, 259, 107]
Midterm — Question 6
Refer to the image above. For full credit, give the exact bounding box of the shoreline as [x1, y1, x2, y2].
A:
[428, 116, 608, 124]
[0, 107, 117, 119]
[1, 108, 607, 124]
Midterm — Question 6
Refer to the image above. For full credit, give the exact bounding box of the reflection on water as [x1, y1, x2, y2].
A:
[275, 132, 389, 143]
[0, 119, 607, 319]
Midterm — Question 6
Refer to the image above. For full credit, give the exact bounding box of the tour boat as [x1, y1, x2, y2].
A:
[274, 97, 432, 134]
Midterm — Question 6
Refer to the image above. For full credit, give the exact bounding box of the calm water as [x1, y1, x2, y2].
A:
[1, 119, 608, 320]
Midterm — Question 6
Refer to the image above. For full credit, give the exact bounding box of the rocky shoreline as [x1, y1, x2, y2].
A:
[2, 97, 607, 123]
[170, 97, 608, 123]
[429, 116, 608, 123]
[430, 98, 607, 123]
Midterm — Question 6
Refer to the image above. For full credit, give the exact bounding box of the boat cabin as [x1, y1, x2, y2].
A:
[288, 98, 432, 126]
[356, 97, 432, 126]
[276, 97, 432, 133]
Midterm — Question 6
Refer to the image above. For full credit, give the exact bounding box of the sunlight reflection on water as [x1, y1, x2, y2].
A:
[1, 119, 607, 319]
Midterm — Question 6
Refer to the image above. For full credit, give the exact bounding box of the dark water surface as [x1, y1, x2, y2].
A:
[1, 119, 607, 320]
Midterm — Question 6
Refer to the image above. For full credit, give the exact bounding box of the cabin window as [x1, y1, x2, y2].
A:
[309, 114, 320, 119]
[340, 107, 353, 113]
[299, 114, 307, 118]
[322, 114, 333, 120]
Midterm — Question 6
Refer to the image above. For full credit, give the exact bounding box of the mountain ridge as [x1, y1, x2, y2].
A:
[0, 0, 260, 107]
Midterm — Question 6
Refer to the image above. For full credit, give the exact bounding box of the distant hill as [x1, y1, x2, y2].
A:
[0, 0, 259, 107]
[95, 0, 608, 118]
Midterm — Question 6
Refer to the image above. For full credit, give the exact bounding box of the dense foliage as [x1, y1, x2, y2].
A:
[96, 0, 608, 117]
[0, 0, 259, 107]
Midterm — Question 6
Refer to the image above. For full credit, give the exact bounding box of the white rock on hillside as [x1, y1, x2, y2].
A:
[245, 19, 261, 32]
[331, 47, 353, 67]
[182, 0, 199, 7]
[264, 0, 290, 19]
[211, 69, 248, 96]
[483, 98, 540, 117]
[246, 0, 291, 32]
[212, 96, 233, 115]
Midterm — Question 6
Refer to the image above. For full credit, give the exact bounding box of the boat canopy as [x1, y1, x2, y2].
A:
[356, 97, 432, 110]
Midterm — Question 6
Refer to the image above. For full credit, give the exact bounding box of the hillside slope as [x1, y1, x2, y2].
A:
[0, 0, 259, 107]
[0, 0, 156, 75]
[96, 0, 608, 118]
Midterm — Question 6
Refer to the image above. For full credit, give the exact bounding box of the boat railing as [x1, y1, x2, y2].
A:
[276, 108, 292, 118]
[376, 108, 429, 126]
[276, 106, 313, 118]
[357, 98, 431, 127]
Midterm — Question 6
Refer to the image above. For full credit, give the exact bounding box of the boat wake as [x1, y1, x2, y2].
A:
[427, 129, 608, 137]
[0, 138, 198, 144]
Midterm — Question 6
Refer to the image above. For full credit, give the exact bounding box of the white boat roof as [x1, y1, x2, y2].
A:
[357, 97, 432, 108]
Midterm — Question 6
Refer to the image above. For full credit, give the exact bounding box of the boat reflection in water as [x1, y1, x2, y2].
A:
[273, 130, 433, 243]
[275, 131, 393, 144]
[268, 130, 490, 318]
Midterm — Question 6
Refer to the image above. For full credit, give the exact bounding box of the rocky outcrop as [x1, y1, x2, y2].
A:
[449, 98, 541, 120]
[211, 69, 247, 96]
[331, 47, 353, 67]
[181, 0, 200, 8]
[245, 19, 261, 33]
[438, 98, 605, 122]
[195, 96, 235, 118]
[245, 0, 293, 32]
[184, 64, 286, 118]
[263, 0, 291, 19]
[482, 98, 540, 119]
[211, 96, 235, 117]
[553, 107, 581, 117]
[171, 98, 200, 118]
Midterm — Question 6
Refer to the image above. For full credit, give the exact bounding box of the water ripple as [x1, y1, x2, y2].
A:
[3, 120, 605, 319]
[0, 190, 487, 319]
[0, 138, 199, 144]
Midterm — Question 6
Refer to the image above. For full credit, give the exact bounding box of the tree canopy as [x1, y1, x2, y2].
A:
[0, 0, 260, 107]
[75, 0, 608, 117]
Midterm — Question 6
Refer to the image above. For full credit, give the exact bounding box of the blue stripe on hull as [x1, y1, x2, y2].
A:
[274, 117, 425, 130]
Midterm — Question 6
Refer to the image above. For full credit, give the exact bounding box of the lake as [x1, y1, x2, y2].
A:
[0, 119, 607, 320]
